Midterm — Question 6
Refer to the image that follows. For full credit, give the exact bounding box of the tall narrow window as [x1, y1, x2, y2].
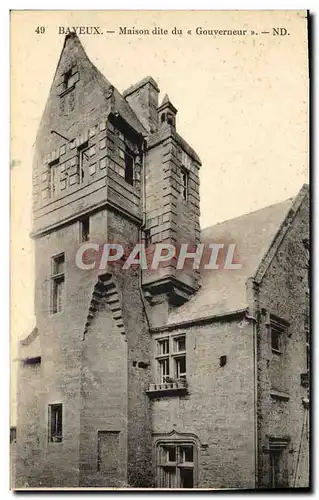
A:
[52, 253, 65, 314]
[78, 142, 89, 184]
[49, 158, 60, 198]
[268, 438, 289, 488]
[181, 166, 189, 201]
[124, 151, 134, 186]
[80, 217, 90, 242]
[48, 404, 63, 442]
[158, 442, 195, 488]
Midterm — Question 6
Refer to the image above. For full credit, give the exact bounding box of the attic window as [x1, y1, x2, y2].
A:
[167, 114, 175, 127]
[161, 113, 166, 123]
[63, 69, 77, 91]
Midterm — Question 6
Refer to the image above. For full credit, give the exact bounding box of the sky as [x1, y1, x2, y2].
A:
[10, 10, 309, 423]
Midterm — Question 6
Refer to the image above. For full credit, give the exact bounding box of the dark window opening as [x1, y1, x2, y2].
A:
[220, 355, 227, 367]
[269, 449, 288, 488]
[161, 113, 166, 123]
[78, 142, 90, 183]
[124, 151, 134, 186]
[48, 404, 63, 443]
[144, 228, 151, 247]
[175, 356, 186, 380]
[180, 468, 194, 488]
[80, 217, 90, 242]
[271, 329, 281, 351]
[181, 166, 189, 201]
[63, 69, 78, 91]
[52, 254, 65, 314]
[167, 114, 174, 126]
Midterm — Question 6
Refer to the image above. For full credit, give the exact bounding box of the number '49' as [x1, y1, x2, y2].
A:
[35, 26, 45, 34]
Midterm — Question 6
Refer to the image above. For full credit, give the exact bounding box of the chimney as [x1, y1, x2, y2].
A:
[123, 76, 160, 134]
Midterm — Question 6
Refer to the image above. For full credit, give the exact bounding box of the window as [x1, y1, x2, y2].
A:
[63, 69, 77, 91]
[51, 254, 65, 314]
[144, 228, 151, 248]
[49, 158, 60, 198]
[268, 438, 289, 488]
[181, 166, 189, 201]
[80, 217, 90, 242]
[48, 404, 63, 442]
[167, 114, 175, 127]
[156, 335, 186, 383]
[124, 151, 134, 186]
[158, 443, 195, 488]
[77, 143, 90, 184]
[270, 318, 287, 353]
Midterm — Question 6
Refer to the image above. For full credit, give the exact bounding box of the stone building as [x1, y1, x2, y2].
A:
[15, 33, 309, 489]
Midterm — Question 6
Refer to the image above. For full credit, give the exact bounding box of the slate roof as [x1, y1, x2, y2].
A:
[167, 196, 298, 325]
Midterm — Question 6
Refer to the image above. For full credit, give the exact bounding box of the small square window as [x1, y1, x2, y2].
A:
[163, 446, 176, 463]
[174, 336, 186, 353]
[52, 253, 65, 276]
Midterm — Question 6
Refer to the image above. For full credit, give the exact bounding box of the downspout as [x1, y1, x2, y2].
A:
[246, 277, 260, 489]
[138, 137, 151, 331]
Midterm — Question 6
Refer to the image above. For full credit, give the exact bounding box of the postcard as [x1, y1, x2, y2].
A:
[10, 10, 310, 490]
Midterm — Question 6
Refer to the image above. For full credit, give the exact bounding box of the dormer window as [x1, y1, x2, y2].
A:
[63, 69, 78, 92]
[167, 114, 175, 127]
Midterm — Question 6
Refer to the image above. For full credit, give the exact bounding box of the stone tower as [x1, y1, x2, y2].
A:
[16, 33, 202, 488]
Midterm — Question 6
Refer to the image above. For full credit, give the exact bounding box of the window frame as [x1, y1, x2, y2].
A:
[48, 403, 63, 443]
[268, 437, 290, 488]
[156, 439, 197, 488]
[270, 317, 288, 354]
[79, 216, 90, 243]
[51, 253, 65, 315]
[155, 334, 187, 384]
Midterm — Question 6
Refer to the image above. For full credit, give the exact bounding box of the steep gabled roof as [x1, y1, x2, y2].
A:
[37, 33, 147, 141]
[168, 185, 308, 325]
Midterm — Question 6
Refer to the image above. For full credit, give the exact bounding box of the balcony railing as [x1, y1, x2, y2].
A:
[146, 379, 188, 397]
